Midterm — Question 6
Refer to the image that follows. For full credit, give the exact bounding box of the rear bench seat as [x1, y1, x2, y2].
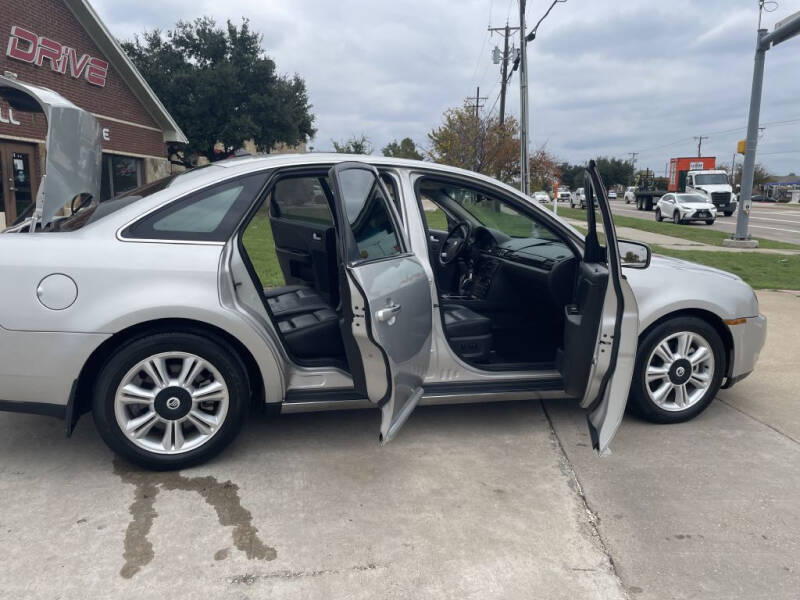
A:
[263, 286, 345, 360]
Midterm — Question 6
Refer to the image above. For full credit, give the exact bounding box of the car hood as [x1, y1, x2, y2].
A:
[647, 253, 741, 280]
[678, 201, 716, 210]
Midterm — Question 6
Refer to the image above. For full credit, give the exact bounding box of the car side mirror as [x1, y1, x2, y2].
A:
[618, 239, 651, 269]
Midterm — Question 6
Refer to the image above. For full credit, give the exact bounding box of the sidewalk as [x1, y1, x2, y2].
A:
[563, 218, 800, 255]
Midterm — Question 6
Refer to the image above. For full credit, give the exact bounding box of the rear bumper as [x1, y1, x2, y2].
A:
[726, 314, 767, 386]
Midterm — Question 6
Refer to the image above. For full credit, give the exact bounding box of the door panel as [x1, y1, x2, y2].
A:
[0, 143, 38, 227]
[559, 161, 639, 454]
[328, 161, 433, 442]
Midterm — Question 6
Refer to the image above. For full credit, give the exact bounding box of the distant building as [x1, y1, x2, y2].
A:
[760, 175, 800, 202]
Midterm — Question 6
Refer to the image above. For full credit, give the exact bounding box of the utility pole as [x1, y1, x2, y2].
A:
[728, 9, 800, 246]
[517, 0, 567, 195]
[694, 136, 708, 157]
[465, 86, 486, 121]
[628, 152, 638, 183]
[489, 24, 519, 125]
[518, 0, 530, 195]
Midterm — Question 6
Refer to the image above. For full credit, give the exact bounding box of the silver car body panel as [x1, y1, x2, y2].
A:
[0, 152, 764, 417]
[0, 76, 102, 227]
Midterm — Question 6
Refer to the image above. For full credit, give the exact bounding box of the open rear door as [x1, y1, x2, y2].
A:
[328, 162, 432, 443]
[559, 161, 639, 454]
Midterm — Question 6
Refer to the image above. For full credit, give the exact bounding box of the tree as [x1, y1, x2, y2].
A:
[122, 17, 315, 164]
[557, 162, 585, 189]
[332, 135, 373, 154]
[382, 137, 423, 160]
[529, 145, 561, 192]
[719, 162, 771, 188]
[427, 103, 519, 184]
[594, 157, 634, 189]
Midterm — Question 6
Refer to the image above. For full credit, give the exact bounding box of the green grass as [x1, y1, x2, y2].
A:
[651, 246, 800, 290]
[423, 208, 449, 231]
[241, 211, 285, 288]
[556, 206, 800, 250]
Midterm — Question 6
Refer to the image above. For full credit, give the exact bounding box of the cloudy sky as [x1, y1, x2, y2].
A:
[93, 0, 800, 174]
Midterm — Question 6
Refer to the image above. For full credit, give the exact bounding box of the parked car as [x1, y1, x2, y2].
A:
[557, 189, 572, 203]
[624, 186, 637, 204]
[0, 79, 767, 470]
[533, 191, 550, 204]
[570, 187, 587, 208]
[655, 193, 717, 225]
[608, 190, 618, 200]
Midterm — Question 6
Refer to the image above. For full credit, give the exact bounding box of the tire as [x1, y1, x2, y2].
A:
[655, 208, 663, 222]
[629, 316, 725, 424]
[724, 211, 733, 217]
[92, 331, 249, 470]
[673, 211, 681, 225]
[705, 219, 714, 225]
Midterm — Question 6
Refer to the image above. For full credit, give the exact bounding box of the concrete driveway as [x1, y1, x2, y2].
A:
[0, 291, 797, 599]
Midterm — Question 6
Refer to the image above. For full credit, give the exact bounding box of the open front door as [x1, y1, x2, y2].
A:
[328, 162, 432, 443]
[559, 161, 639, 454]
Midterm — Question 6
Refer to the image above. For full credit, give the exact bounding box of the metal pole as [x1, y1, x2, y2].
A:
[519, 0, 529, 195]
[499, 25, 510, 125]
[735, 28, 767, 240]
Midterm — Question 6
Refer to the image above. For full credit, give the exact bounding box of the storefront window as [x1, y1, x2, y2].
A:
[101, 154, 143, 200]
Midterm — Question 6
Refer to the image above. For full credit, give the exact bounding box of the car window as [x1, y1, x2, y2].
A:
[676, 194, 707, 204]
[417, 178, 561, 241]
[337, 168, 403, 262]
[122, 172, 267, 242]
[271, 175, 333, 225]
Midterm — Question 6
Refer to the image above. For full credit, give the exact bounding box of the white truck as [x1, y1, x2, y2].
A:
[685, 170, 737, 217]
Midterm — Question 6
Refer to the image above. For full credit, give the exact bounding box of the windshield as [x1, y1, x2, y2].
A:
[676, 194, 708, 204]
[694, 174, 728, 185]
[420, 181, 560, 241]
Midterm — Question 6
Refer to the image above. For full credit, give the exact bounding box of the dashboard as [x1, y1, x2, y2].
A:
[465, 226, 577, 306]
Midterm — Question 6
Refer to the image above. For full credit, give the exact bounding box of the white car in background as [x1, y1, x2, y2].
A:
[624, 186, 637, 204]
[533, 191, 550, 204]
[656, 193, 717, 225]
[557, 189, 572, 203]
[608, 190, 618, 200]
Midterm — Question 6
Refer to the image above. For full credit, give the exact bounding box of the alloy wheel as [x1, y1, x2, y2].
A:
[113, 352, 229, 454]
[644, 331, 715, 412]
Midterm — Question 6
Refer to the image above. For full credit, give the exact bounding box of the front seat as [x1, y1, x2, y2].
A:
[441, 304, 493, 363]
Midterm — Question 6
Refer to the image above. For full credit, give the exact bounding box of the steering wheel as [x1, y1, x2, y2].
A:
[439, 221, 472, 266]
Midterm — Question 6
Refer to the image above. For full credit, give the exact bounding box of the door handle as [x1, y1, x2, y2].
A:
[312, 232, 322, 241]
[375, 303, 401, 323]
[429, 235, 439, 242]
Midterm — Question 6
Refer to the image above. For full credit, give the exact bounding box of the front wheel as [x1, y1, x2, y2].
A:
[705, 219, 715, 225]
[673, 211, 681, 225]
[92, 331, 249, 470]
[655, 208, 663, 222]
[629, 317, 725, 423]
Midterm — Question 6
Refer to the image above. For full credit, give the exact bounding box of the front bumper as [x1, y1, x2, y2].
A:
[680, 209, 716, 221]
[725, 314, 767, 386]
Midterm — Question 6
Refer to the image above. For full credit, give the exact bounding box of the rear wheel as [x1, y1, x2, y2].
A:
[92, 331, 249, 470]
[629, 317, 725, 423]
[724, 211, 733, 217]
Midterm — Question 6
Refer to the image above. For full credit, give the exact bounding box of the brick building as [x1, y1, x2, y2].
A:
[0, 0, 186, 228]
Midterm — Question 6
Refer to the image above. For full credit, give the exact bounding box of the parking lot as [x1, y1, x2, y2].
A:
[0, 290, 797, 600]
[609, 201, 800, 246]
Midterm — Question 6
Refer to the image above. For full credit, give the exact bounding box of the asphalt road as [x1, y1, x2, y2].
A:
[609, 200, 800, 246]
[0, 290, 797, 599]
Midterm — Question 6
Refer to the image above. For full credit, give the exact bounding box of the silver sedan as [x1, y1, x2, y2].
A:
[0, 78, 766, 470]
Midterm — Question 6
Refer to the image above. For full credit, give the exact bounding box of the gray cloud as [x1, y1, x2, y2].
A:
[93, 0, 800, 174]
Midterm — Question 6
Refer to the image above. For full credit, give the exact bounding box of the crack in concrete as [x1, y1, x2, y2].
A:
[718, 398, 800, 446]
[113, 457, 276, 579]
[540, 401, 630, 599]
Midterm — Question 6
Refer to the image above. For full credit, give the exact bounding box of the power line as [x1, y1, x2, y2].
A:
[694, 135, 709, 157]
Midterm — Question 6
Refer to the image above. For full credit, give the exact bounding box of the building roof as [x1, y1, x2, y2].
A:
[63, 0, 188, 144]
